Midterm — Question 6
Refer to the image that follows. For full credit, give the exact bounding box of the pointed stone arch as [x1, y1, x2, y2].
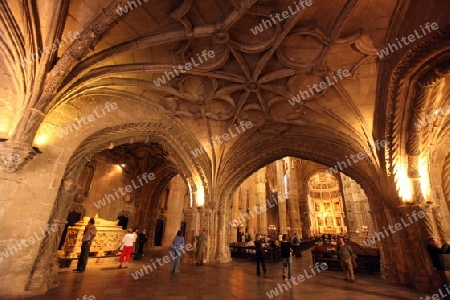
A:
[24, 122, 210, 292]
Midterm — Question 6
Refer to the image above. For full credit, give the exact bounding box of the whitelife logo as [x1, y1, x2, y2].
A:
[191, 121, 253, 158]
[93, 172, 155, 209]
[414, 105, 450, 130]
[57, 102, 118, 139]
[288, 69, 350, 106]
[266, 262, 328, 298]
[420, 284, 450, 300]
[0, 224, 59, 261]
[131, 243, 194, 280]
[250, 0, 313, 35]
[326, 140, 387, 175]
[19, 31, 80, 66]
[115, 0, 148, 16]
[0, 154, 20, 171]
[229, 196, 281, 227]
[77, 296, 96, 300]
[153, 50, 216, 87]
[363, 210, 425, 247]
[377, 22, 439, 59]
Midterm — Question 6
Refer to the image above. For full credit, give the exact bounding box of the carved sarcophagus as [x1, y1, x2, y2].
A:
[61, 216, 124, 258]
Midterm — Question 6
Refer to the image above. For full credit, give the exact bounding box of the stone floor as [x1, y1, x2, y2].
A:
[23, 249, 427, 300]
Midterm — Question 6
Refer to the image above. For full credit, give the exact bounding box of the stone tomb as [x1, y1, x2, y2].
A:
[59, 215, 124, 258]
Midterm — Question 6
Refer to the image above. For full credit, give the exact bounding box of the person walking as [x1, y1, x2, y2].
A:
[73, 218, 97, 273]
[427, 238, 450, 286]
[337, 237, 356, 283]
[170, 230, 185, 273]
[281, 234, 293, 279]
[255, 235, 267, 276]
[118, 228, 136, 268]
[195, 228, 207, 266]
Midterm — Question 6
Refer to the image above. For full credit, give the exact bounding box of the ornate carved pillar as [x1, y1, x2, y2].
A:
[433, 206, 448, 240]
[240, 180, 249, 233]
[275, 160, 287, 234]
[397, 204, 433, 291]
[285, 158, 301, 237]
[163, 175, 186, 245]
[180, 207, 195, 263]
[229, 189, 240, 242]
[256, 168, 267, 235]
[216, 203, 232, 263]
[247, 173, 257, 238]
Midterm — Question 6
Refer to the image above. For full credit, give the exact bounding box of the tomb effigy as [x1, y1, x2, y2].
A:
[59, 214, 124, 258]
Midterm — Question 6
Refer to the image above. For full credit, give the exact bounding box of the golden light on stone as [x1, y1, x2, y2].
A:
[114, 164, 122, 172]
[0, 115, 10, 137]
[34, 134, 48, 147]
[196, 180, 204, 207]
[188, 181, 194, 208]
[396, 167, 413, 202]
[419, 156, 431, 199]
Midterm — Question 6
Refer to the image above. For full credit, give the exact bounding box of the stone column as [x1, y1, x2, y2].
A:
[397, 204, 432, 290]
[285, 158, 301, 237]
[256, 168, 267, 235]
[276, 160, 287, 234]
[183, 208, 198, 263]
[240, 180, 249, 236]
[247, 173, 257, 238]
[229, 189, 240, 242]
[163, 175, 186, 246]
[216, 201, 232, 263]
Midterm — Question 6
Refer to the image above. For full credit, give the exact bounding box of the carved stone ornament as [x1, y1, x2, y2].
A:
[0, 140, 39, 173]
[60, 214, 123, 258]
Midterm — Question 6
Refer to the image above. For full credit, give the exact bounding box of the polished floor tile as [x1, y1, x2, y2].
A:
[23, 249, 426, 300]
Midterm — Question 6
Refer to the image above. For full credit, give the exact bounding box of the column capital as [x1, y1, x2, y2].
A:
[0, 140, 40, 173]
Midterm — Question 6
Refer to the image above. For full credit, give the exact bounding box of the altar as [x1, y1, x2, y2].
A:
[59, 215, 124, 258]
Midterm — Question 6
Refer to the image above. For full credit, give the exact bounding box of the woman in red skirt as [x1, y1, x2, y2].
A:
[118, 228, 136, 268]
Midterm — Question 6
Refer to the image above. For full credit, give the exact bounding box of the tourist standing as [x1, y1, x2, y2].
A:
[196, 228, 207, 266]
[170, 230, 185, 273]
[255, 235, 267, 276]
[337, 237, 355, 283]
[118, 228, 136, 268]
[281, 234, 293, 279]
[137, 229, 148, 255]
[427, 238, 450, 286]
[73, 218, 97, 273]
[292, 233, 301, 258]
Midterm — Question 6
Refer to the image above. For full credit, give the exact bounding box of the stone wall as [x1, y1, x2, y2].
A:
[75, 158, 137, 225]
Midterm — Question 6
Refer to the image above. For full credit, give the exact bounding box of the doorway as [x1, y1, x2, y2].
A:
[154, 219, 164, 246]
